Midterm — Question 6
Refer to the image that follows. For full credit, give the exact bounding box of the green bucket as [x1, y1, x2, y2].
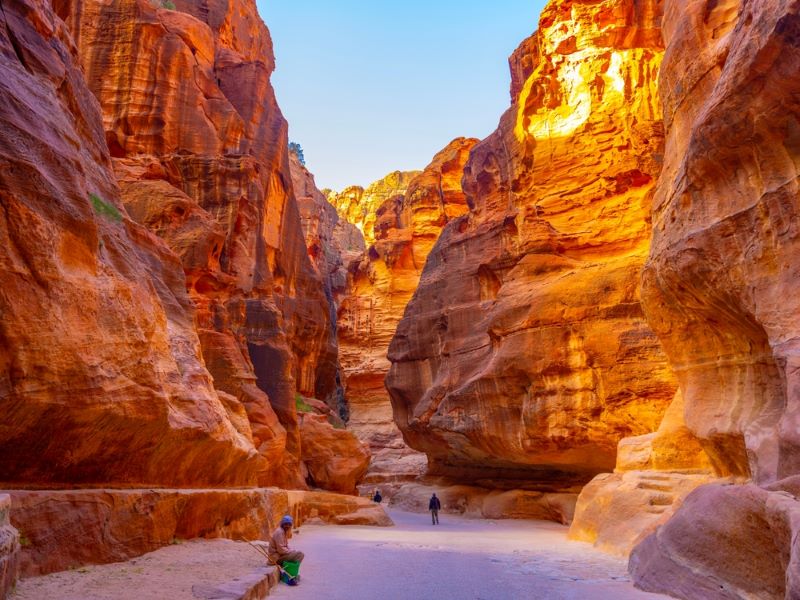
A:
[281, 560, 301, 582]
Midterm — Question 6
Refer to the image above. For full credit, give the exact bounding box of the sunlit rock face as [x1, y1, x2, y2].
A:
[629, 1, 800, 596]
[338, 139, 478, 483]
[0, 0, 259, 486]
[641, 0, 800, 486]
[569, 391, 717, 556]
[386, 0, 676, 485]
[328, 171, 420, 246]
[56, 0, 337, 486]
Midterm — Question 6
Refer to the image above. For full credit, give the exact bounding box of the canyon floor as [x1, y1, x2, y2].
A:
[273, 510, 664, 600]
[12, 510, 666, 600]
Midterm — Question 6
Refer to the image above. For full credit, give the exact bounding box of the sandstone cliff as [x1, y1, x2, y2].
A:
[0, 0, 260, 486]
[55, 0, 340, 486]
[386, 0, 677, 486]
[627, 1, 800, 597]
[328, 170, 420, 246]
[336, 139, 478, 484]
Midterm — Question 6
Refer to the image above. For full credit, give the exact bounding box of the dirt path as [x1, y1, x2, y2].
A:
[270, 509, 665, 600]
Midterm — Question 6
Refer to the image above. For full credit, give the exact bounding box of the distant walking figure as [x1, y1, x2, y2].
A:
[429, 493, 441, 525]
[373, 489, 382, 503]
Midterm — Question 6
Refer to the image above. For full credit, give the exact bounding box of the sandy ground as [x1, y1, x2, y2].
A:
[12, 538, 275, 600]
[270, 509, 666, 600]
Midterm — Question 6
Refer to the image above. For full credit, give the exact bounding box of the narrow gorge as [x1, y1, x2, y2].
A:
[1, 0, 799, 598]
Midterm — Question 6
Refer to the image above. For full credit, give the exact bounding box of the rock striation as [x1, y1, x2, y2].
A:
[0, 496, 19, 600]
[55, 0, 340, 487]
[5, 488, 288, 576]
[328, 171, 420, 246]
[627, 0, 800, 596]
[569, 391, 718, 556]
[336, 139, 478, 485]
[386, 0, 676, 485]
[0, 0, 260, 487]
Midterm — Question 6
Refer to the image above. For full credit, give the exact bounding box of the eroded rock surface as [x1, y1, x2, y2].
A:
[0, 495, 19, 599]
[627, 0, 800, 595]
[328, 171, 420, 246]
[386, 0, 675, 485]
[0, 0, 259, 487]
[569, 391, 718, 556]
[641, 0, 800, 486]
[630, 479, 800, 599]
[5, 488, 288, 576]
[337, 139, 478, 484]
[287, 490, 393, 527]
[56, 0, 338, 487]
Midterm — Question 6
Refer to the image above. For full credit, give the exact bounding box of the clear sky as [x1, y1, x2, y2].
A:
[257, 1, 547, 191]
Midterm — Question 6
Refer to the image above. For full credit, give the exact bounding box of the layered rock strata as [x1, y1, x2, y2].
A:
[629, 0, 800, 595]
[5, 488, 288, 576]
[569, 392, 718, 556]
[0, 0, 259, 486]
[287, 490, 393, 527]
[390, 482, 578, 525]
[630, 478, 800, 599]
[55, 0, 339, 487]
[0, 496, 19, 600]
[386, 0, 676, 484]
[641, 0, 800, 485]
[337, 139, 478, 484]
[328, 171, 420, 245]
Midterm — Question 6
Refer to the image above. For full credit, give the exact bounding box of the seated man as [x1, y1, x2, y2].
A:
[268, 515, 304, 568]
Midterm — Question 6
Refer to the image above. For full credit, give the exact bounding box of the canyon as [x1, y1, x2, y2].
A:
[0, 0, 798, 599]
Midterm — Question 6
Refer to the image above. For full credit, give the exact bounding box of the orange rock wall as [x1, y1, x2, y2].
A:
[628, 1, 800, 596]
[641, 0, 800, 485]
[328, 171, 420, 246]
[5, 489, 288, 576]
[0, 0, 260, 487]
[386, 0, 677, 484]
[336, 139, 478, 482]
[56, 0, 338, 486]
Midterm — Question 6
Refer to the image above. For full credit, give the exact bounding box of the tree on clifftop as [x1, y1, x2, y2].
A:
[288, 142, 305, 165]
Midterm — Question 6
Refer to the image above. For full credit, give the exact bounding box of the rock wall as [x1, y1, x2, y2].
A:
[328, 171, 420, 246]
[627, 0, 800, 596]
[569, 391, 717, 556]
[5, 489, 288, 576]
[55, 0, 339, 487]
[0, 0, 260, 487]
[386, 0, 676, 486]
[337, 139, 478, 485]
[0, 496, 19, 600]
[641, 0, 800, 485]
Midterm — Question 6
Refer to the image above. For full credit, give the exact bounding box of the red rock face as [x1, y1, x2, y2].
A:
[0, 0, 259, 486]
[641, 0, 800, 485]
[626, 1, 800, 595]
[0, 495, 19, 598]
[336, 139, 478, 484]
[55, 0, 338, 486]
[5, 489, 288, 576]
[386, 0, 676, 485]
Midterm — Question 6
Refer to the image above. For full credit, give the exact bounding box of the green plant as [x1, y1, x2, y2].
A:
[161, 0, 176, 9]
[295, 394, 314, 413]
[90, 193, 122, 223]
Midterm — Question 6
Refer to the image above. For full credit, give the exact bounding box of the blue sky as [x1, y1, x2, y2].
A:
[257, 1, 547, 191]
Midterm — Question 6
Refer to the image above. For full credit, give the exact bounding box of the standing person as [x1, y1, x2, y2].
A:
[268, 515, 304, 569]
[429, 493, 441, 525]
[373, 489, 383, 503]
